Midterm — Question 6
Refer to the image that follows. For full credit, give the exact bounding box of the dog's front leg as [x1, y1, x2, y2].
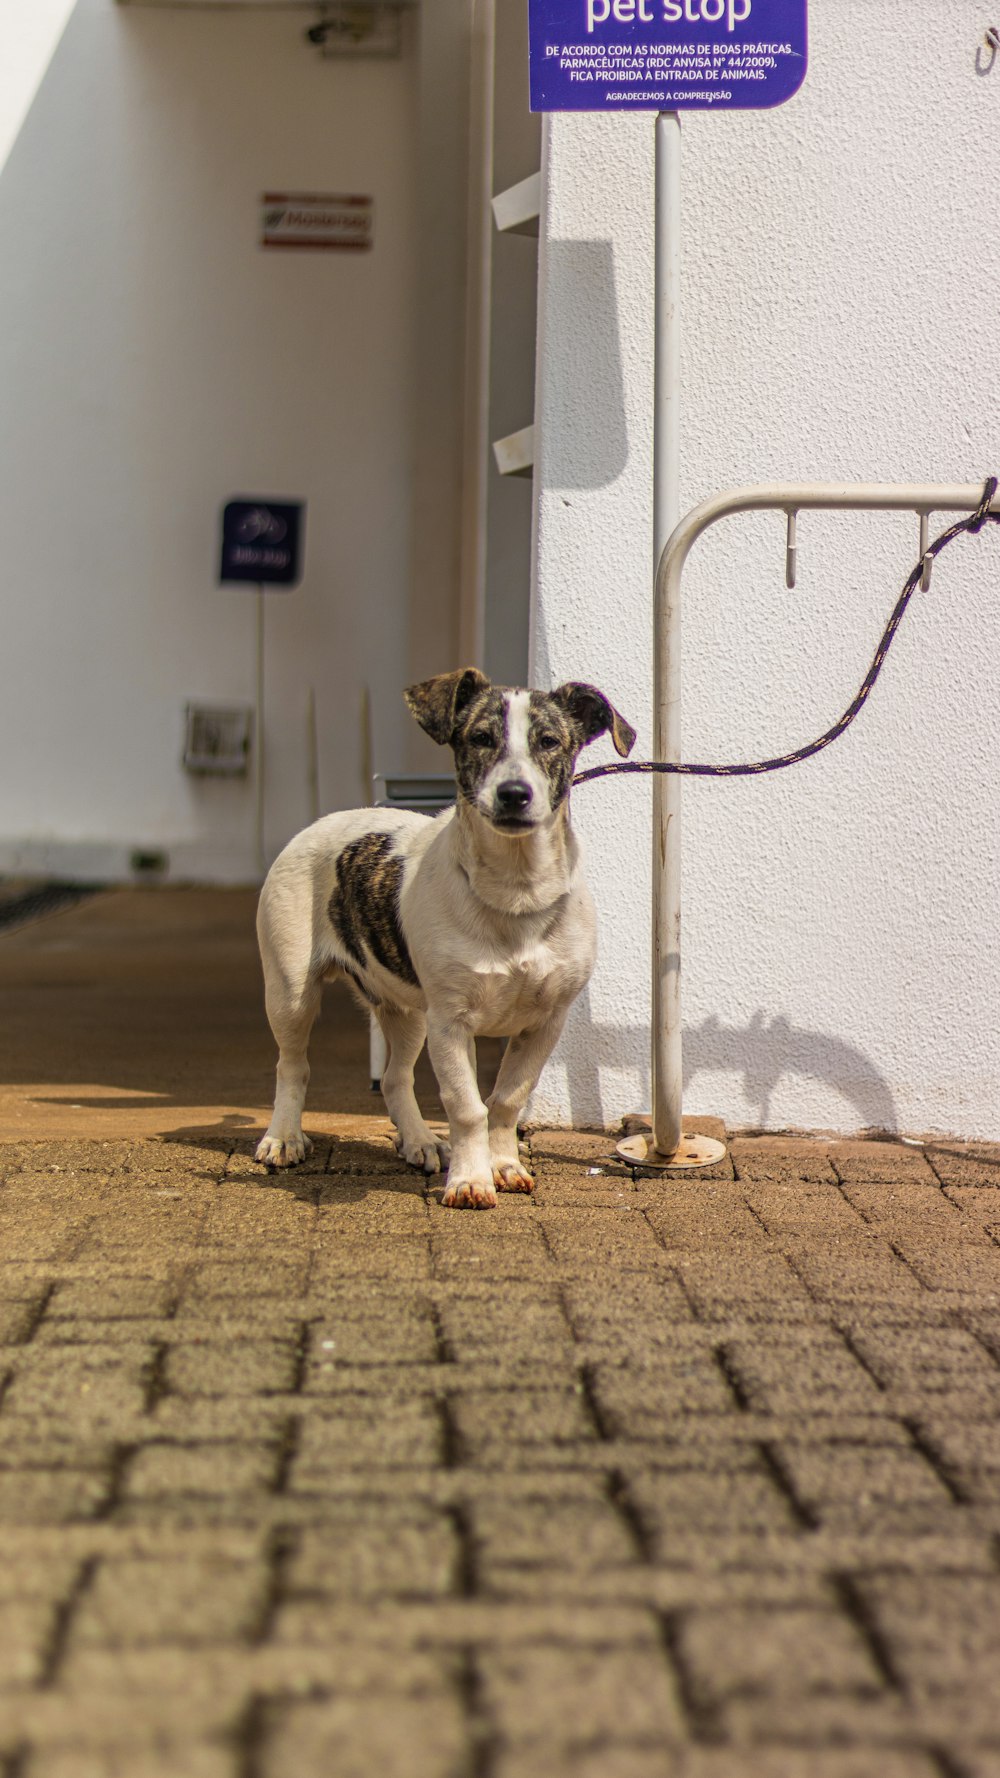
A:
[425, 1014, 496, 1209]
[486, 1013, 568, 1192]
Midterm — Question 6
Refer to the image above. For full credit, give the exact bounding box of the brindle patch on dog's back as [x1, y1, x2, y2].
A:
[328, 833, 419, 987]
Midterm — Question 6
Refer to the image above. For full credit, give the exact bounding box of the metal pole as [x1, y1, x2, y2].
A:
[651, 111, 683, 1158]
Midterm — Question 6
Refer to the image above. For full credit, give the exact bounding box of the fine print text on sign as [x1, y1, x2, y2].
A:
[528, 0, 807, 111]
[219, 500, 305, 589]
[260, 193, 373, 252]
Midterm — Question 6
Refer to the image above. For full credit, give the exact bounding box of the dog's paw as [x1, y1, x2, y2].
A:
[441, 1171, 498, 1210]
[394, 1128, 451, 1175]
[492, 1160, 535, 1194]
[255, 1130, 313, 1169]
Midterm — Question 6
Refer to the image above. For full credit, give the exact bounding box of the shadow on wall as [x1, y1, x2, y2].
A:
[684, 1012, 899, 1135]
[561, 990, 898, 1135]
[540, 241, 629, 490]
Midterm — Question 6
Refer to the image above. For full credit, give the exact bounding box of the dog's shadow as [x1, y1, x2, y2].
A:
[155, 1116, 445, 1204]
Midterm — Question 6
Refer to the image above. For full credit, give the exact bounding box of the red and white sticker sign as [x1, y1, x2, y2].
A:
[260, 193, 374, 252]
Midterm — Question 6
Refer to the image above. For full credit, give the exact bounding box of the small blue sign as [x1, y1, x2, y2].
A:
[219, 499, 305, 588]
[528, 0, 807, 112]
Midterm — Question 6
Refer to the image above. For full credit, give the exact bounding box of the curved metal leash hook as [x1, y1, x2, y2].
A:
[573, 475, 1000, 787]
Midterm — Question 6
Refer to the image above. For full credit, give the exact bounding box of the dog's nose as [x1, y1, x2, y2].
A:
[496, 779, 533, 814]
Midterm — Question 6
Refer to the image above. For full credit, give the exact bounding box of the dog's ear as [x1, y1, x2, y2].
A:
[404, 667, 490, 746]
[551, 682, 637, 758]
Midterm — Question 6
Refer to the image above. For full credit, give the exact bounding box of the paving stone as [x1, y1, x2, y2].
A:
[0, 1300, 41, 1344]
[467, 1493, 639, 1577]
[562, 1277, 695, 1348]
[429, 1231, 551, 1282]
[912, 1417, 1000, 1494]
[2, 1343, 152, 1426]
[448, 1386, 597, 1463]
[945, 1754, 1000, 1778]
[47, 1280, 175, 1321]
[494, 1750, 677, 1778]
[182, 1259, 310, 1298]
[722, 1334, 887, 1414]
[729, 1137, 838, 1185]
[848, 1325, 1000, 1396]
[0, 1598, 60, 1688]
[529, 1131, 620, 1167]
[639, 1185, 762, 1250]
[313, 1238, 433, 1282]
[0, 1471, 112, 1526]
[627, 1465, 801, 1552]
[741, 1181, 867, 1238]
[304, 1307, 439, 1370]
[715, 1690, 915, 1744]
[69, 1555, 268, 1648]
[123, 1442, 281, 1501]
[436, 1290, 575, 1363]
[670, 1250, 813, 1317]
[287, 1508, 459, 1599]
[163, 1339, 300, 1398]
[785, 1237, 928, 1304]
[771, 1440, 956, 1529]
[943, 1186, 1000, 1223]
[290, 1396, 444, 1479]
[829, 1143, 940, 1185]
[589, 1353, 738, 1437]
[677, 1604, 884, 1706]
[269, 1597, 662, 1650]
[26, 1746, 240, 1778]
[258, 1691, 468, 1778]
[539, 1207, 673, 1273]
[678, 1754, 944, 1778]
[481, 1642, 687, 1749]
[892, 1240, 1000, 1295]
[316, 1186, 430, 1223]
[32, 1317, 174, 1350]
[856, 1573, 1000, 1693]
[533, 1173, 640, 1208]
[925, 1144, 1000, 1189]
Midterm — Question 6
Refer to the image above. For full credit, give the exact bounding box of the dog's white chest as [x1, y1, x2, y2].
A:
[452, 933, 588, 1037]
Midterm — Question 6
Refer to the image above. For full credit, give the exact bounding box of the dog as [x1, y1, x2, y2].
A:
[255, 668, 636, 1207]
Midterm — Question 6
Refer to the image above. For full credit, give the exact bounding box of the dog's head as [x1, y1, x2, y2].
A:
[404, 668, 636, 835]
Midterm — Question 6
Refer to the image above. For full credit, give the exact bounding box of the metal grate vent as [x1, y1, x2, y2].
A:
[183, 705, 253, 777]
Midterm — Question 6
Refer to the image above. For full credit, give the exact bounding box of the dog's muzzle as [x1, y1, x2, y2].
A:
[492, 779, 535, 828]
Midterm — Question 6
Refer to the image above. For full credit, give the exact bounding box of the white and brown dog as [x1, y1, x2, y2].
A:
[255, 668, 635, 1207]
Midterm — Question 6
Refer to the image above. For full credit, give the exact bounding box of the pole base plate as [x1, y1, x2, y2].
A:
[616, 1131, 728, 1171]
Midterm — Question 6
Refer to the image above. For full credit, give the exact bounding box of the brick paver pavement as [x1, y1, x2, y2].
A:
[0, 1123, 999, 1777]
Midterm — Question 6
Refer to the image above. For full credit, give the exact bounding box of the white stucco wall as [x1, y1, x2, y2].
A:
[0, 0, 439, 882]
[531, 3, 1000, 1140]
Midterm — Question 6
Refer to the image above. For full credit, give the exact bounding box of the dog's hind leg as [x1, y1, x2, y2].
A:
[256, 974, 322, 1167]
[256, 881, 323, 1168]
[377, 1006, 450, 1175]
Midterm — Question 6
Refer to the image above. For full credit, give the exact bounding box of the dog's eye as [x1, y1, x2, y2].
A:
[469, 728, 494, 748]
[535, 733, 560, 751]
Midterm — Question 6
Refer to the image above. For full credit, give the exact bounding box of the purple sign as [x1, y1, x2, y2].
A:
[528, 0, 807, 112]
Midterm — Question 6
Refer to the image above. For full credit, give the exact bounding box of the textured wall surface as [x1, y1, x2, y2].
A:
[531, 3, 1000, 1139]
